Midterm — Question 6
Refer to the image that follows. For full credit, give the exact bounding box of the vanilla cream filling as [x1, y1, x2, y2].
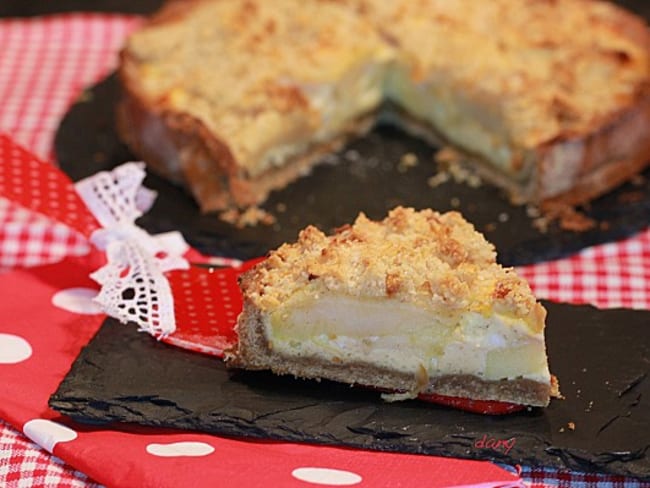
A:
[251, 59, 389, 175]
[384, 64, 519, 176]
[267, 293, 551, 385]
[252, 56, 528, 180]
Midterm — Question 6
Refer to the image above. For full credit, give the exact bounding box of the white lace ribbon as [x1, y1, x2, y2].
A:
[75, 162, 189, 337]
[90, 240, 176, 338]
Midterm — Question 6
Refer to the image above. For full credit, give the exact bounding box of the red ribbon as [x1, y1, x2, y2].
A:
[0, 134, 249, 357]
[0, 134, 101, 237]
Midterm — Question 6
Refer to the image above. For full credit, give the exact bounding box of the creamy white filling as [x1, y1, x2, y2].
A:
[385, 65, 517, 175]
[267, 294, 551, 384]
[255, 57, 525, 179]
[256, 59, 389, 173]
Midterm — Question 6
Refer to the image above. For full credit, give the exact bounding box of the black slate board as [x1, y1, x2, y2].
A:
[55, 73, 650, 267]
[50, 301, 650, 480]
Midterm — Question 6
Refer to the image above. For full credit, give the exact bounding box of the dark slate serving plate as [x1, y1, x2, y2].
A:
[55, 73, 650, 267]
[50, 301, 650, 480]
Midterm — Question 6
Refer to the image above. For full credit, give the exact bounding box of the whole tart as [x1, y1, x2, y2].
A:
[225, 207, 559, 407]
[118, 0, 650, 213]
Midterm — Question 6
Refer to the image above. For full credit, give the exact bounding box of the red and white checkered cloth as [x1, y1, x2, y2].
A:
[0, 12, 649, 488]
[0, 419, 100, 488]
[518, 230, 650, 309]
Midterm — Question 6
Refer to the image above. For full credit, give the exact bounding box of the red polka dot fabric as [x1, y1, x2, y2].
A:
[0, 134, 100, 239]
[1, 12, 649, 488]
[0, 257, 525, 488]
[165, 258, 264, 355]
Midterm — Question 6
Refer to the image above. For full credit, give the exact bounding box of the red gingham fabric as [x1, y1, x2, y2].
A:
[0, 419, 100, 488]
[0, 12, 649, 488]
[520, 229, 650, 309]
[0, 13, 140, 161]
[0, 197, 90, 269]
[0, 13, 140, 272]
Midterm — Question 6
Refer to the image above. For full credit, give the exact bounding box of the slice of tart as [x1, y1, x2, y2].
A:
[225, 207, 559, 408]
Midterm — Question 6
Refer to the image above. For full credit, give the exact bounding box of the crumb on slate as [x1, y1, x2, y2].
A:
[220, 206, 276, 228]
[398, 152, 419, 173]
[430, 146, 482, 188]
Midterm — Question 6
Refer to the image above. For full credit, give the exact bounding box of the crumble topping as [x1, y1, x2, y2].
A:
[245, 207, 543, 330]
[126, 0, 649, 176]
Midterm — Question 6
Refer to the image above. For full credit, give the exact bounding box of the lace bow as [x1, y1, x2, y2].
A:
[76, 162, 189, 337]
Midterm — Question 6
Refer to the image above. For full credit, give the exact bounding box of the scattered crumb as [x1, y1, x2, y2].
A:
[484, 222, 496, 232]
[450, 197, 460, 208]
[567, 421, 576, 431]
[532, 216, 550, 234]
[585, 400, 594, 413]
[498, 212, 510, 223]
[430, 146, 482, 188]
[219, 206, 276, 228]
[542, 202, 597, 232]
[448, 161, 482, 187]
[427, 172, 450, 187]
[219, 209, 238, 224]
[526, 205, 541, 218]
[466, 173, 482, 188]
[434, 146, 462, 165]
[559, 427, 565, 433]
[532, 201, 597, 233]
[398, 152, 419, 173]
[275, 202, 287, 213]
[552, 376, 564, 400]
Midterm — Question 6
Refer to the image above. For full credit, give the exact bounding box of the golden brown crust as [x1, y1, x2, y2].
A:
[536, 85, 650, 204]
[118, 0, 650, 212]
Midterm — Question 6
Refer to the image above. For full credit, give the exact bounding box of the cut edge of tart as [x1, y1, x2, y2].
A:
[225, 207, 560, 409]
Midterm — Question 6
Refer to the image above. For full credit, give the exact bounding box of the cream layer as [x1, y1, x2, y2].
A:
[266, 292, 551, 385]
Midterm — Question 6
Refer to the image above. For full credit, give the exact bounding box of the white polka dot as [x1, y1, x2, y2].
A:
[52, 288, 102, 314]
[292, 467, 362, 486]
[23, 419, 78, 453]
[146, 441, 215, 457]
[0, 333, 32, 364]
